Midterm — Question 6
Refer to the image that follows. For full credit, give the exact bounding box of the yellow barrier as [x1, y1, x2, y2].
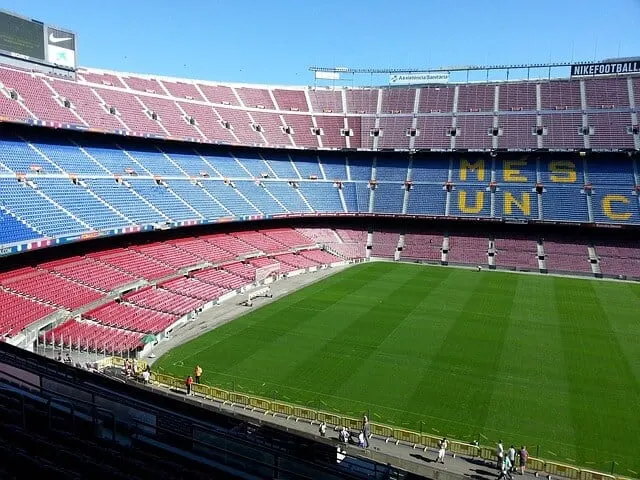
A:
[154, 373, 171, 385]
[580, 470, 616, 480]
[192, 383, 210, 396]
[317, 411, 341, 426]
[421, 434, 443, 450]
[528, 457, 546, 472]
[545, 461, 581, 479]
[228, 392, 249, 406]
[450, 441, 480, 457]
[271, 402, 294, 417]
[393, 428, 422, 446]
[293, 406, 316, 422]
[210, 387, 229, 402]
[110, 357, 147, 371]
[146, 371, 626, 480]
[370, 423, 393, 439]
[342, 416, 361, 431]
[480, 446, 496, 462]
[111, 357, 124, 367]
[249, 396, 271, 412]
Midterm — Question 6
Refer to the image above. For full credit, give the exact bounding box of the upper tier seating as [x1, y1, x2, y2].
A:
[0, 65, 635, 152]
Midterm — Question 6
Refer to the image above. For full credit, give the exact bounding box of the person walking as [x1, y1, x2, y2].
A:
[496, 440, 504, 470]
[519, 446, 528, 475]
[185, 375, 193, 395]
[363, 417, 370, 448]
[319, 421, 326, 437]
[436, 437, 448, 464]
[508, 445, 516, 473]
[497, 455, 513, 480]
[194, 365, 203, 384]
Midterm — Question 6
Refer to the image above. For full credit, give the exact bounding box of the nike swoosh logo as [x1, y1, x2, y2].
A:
[49, 33, 72, 44]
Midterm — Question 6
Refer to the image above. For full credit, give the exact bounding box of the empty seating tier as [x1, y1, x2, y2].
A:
[123, 287, 205, 315]
[160, 277, 229, 301]
[41, 319, 143, 353]
[192, 268, 248, 290]
[89, 249, 176, 280]
[0, 290, 57, 338]
[0, 268, 104, 309]
[85, 301, 178, 334]
[39, 257, 139, 291]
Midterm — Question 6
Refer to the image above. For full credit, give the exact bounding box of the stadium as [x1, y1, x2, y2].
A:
[0, 5, 639, 480]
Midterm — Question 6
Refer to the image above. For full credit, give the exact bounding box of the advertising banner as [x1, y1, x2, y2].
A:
[389, 72, 450, 85]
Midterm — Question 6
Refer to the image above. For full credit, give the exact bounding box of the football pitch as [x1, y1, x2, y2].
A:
[155, 262, 640, 475]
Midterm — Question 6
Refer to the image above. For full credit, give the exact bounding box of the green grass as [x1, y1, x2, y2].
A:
[155, 263, 640, 476]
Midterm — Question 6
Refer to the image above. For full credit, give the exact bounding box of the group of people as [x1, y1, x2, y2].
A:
[185, 365, 203, 395]
[325, 415, 371, 448]
[123, 358, 151, 383]
[497, 441, 528, 478]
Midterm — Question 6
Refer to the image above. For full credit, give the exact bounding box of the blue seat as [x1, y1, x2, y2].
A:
[0, 178, 88, 237]
[297, 182, 343, 212]
[234, 180, 287, 215]
[129, 179, 201, 221]
[373, 183, 404, 213]
[0, 209, 42, 246]
[36, 178, 131, 230]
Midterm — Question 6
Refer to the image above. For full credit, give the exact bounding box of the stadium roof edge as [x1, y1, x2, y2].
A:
[78, 66, 312, 90]
[308, 60, 603, 74]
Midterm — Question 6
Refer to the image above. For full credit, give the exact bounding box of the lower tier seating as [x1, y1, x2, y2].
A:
[41, 319, 143, 354]
[123, 287, 205, 315]
[84, 301, 178, 334]
[0, 268, 105, 309]
[0, 290, 57, 337]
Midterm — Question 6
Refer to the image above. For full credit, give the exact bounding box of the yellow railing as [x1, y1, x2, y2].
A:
[115, 364, 631, 480]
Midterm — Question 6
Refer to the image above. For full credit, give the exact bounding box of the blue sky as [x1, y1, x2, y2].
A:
[2, 0, 640, 85]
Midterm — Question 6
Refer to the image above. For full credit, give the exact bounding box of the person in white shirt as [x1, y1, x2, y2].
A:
[508, 445, 516, 472]
[436, 438, 448, 464]
[497, 440, 504, 469]
[142, 369, 150, 384]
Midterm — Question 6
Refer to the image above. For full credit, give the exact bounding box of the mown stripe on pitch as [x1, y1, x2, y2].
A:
[554, 278, 638, 470]
[403, 271, 516, 437]
[280, 264, 430, 397]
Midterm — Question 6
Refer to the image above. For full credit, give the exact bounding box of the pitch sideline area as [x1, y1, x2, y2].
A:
[155, 262, 640, 475]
